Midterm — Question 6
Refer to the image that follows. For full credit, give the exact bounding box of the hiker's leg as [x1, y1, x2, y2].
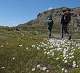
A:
[48, 27, 51, 38]
[64, 25, 69, 34]
[65, 25, 71, 40]
[49, 29, 51, 38]
[68, 35, 71, 40]
[61, 26, 64, 38]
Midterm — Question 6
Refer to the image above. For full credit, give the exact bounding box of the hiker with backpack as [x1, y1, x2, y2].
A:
[47, 15, 53, 38]
[61, 9, 71, 40]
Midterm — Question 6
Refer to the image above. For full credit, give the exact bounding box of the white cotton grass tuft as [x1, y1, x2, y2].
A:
[37, 47, 40, 50]
[64, 60, 68, 63]
[1, 66, 5, 69]
[62, 68, 64, 71]
[26, 47, 28, 50]
[1, 45, 4, 47]
[6, 42, 8, 45]
[72, 61, 76, 68]
[32, 68, 36, 71]
[56, 57, 59, 60]
[37, 64, 41, 68]
[39, 66, 47, 71]
[18, 44, 23, 47]
[42, 67, 47, 71]
[65, 69, 68, 73]
[46, 70, 49, 72]
[32, 45, 35, 48]
[29, 38, 80, 72]
[12, 57, 15, 60]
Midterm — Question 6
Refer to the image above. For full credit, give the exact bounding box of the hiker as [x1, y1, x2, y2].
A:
[47, 15, 53, 38]
[61, 9, 71, 40]
[76, 14, 80, 32]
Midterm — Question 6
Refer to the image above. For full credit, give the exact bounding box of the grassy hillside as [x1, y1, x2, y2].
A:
[0, 29, 80, 73]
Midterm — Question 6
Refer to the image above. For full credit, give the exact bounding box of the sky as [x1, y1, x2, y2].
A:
[0, 0, 80, 27]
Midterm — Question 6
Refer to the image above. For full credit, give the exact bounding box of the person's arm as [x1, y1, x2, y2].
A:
[68, 13, 71, 23]
[61, 15, 64, 24]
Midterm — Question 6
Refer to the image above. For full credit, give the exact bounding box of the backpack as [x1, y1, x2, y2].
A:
[47, 18, 53, 26]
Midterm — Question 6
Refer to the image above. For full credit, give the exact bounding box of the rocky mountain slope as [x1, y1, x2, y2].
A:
[17, 7, 80, 29]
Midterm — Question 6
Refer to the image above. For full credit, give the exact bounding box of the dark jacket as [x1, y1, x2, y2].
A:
[47, 19, 53, 30]
[61, 13, 71, 25]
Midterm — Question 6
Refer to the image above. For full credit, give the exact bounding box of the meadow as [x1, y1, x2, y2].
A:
[0, 28, 80, 73]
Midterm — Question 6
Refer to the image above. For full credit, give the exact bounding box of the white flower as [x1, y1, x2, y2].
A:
[37, 64, 41, 68]
[12, 57, 15, 60]
[1, 45, 4, 47]
[6, 42, 8, 45]
[57, 47, 62, 51]
[26, 47, 28, 50]
[40, 45, 43, 47]
[64, 60, 67, 63]
[47, 52, 50, 55]
[37, 47, 40, 50]
[76, 65, 79, 68]
[65, 69, 68, 73]
[72, 61, 76, 68]
[71, 55, 74, 58]
[32, 68, 36, 71]
[32, 45, 35, 48]
[62, 68, 64, 71]
[56, 57, 59, 60]
[42, 67, 47, 71]
[66, 55, 68, 57]
[44, 51, 47, 54]
[19, 44, 22, 47]
[69, 52, 74, 55]
[64, 57, 67, 60]
[46, 70, 49, 72]
[1, 66, 5, 69]
[69, 56, 74, 59]
[44, 49, 46, 51]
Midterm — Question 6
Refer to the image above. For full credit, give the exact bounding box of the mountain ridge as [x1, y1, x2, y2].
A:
[17, 7, 80, 29]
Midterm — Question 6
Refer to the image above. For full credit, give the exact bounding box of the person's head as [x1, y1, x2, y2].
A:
[66, 9, 71, 13]
[62, 9, 67, 15]
[62, 8, 71, 15]
[48, 15, 52, 20]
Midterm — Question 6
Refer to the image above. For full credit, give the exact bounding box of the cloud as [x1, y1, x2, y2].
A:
[48, 7, 53, 10]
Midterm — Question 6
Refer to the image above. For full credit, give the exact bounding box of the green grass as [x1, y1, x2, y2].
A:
[0, 29, 80, 73]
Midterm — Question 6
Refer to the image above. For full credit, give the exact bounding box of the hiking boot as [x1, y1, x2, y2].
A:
[68, 36, 71, 40]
